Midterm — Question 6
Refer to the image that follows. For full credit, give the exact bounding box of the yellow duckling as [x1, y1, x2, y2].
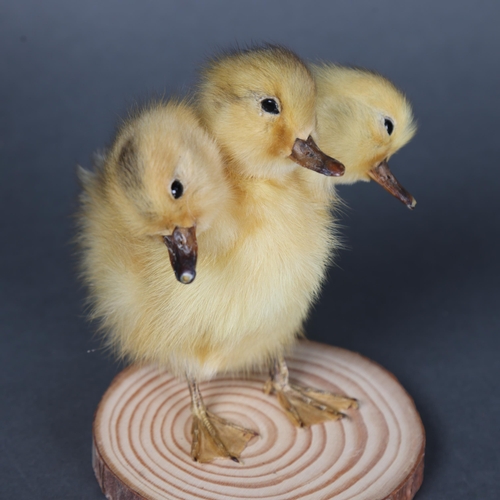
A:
[311, 63, 417, 207]
[194, 45, 357, 450]
[79, 47, 354, 465]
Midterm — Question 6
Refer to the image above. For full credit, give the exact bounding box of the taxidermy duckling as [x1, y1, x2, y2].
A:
[195, 45, 358, 444]
[311, 63, 417, 208]
[79, 47, 354, 465]
[77, 102, 258, 462]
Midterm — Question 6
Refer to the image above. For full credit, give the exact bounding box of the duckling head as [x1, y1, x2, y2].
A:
[197, 45, 344, 180]
[101, 102, 229, 284]
[314, 65, 417, 208]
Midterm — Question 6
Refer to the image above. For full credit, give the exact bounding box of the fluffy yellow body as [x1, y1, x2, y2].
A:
[78, 100, 337, 381]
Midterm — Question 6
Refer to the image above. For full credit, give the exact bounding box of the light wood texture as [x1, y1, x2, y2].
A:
[93, 341, 425, 500]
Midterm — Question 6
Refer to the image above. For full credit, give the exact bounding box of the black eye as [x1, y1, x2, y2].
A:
[384, 118, 394, 136]
[170, 180, 184, 199]
[261, 98, 280, 115]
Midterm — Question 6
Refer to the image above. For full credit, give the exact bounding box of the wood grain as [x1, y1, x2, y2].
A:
[93, 341, 425, 500]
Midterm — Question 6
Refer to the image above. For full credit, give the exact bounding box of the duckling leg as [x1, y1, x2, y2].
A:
[263, 356, 358, 427]
[187, 377, 258, 463]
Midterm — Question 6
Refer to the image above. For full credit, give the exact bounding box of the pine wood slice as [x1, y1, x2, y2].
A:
[92, 341, 425, 500]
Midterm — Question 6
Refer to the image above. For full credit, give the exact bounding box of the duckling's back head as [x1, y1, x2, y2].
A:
[197, 45, 344, 179]
[314, 64, 416, 207]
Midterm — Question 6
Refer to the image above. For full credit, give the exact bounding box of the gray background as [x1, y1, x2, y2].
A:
[1, 1, 499, 498]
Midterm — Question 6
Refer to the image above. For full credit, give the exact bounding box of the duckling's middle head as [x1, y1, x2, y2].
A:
[197, 45, 344, 179]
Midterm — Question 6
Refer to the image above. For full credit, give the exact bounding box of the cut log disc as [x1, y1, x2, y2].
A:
[93, 341, 425, 500]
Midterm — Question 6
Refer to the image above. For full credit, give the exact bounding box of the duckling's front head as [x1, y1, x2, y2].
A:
[314, 65, 417, 208]
[101, 102, 229, 283]
[197, 45, 344, 179]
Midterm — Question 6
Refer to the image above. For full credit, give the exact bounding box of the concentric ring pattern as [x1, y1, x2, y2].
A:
[93, 341, 425, 500]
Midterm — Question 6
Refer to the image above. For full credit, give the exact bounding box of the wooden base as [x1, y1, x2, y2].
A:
[92, 341, 425, 500]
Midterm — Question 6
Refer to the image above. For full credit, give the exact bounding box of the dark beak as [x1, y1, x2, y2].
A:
[289, 135, 345, 177]
[163, 226, 197, 284]
[368, 160, 416, 210]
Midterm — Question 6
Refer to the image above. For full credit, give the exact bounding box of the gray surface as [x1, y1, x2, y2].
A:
[1, 1, 499, 498]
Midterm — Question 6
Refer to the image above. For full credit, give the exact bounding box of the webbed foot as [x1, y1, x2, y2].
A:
[264, 356, 358, 427]
[188, 378, 258, 463]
